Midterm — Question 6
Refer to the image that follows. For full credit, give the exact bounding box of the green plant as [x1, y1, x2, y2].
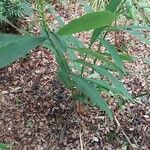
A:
[123, 0, 150, 25]
[0, 143, 9, 150]
[0, 0, 23, 20]
[88, 0, 109, 11]
[0, 0, 149, 120]
[0, 0, 33, 33]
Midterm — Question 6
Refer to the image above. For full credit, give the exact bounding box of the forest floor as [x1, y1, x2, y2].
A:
[0, 3, 150, 150]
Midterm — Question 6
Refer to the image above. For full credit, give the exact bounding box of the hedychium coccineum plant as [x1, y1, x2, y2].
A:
[0, 0, 149, 120]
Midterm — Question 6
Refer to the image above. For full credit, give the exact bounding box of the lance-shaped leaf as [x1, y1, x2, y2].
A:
[90, 27, 104, 45]
[0, 33, 25, 48]
[57, 10, 117, 35]
[106, 0, 123, 13]
[119, 53, 134, 62]
[0, 143, 9, 150]
[114, 26, 150, 45]
[116, 25, 150, 31]
[70, 47, 124, 74]
[90, 0, 122, 45]
[99, 38, 125, 71]
[0, 34, 47, 68]
[58, 68, 71, 88]
[75, 59, 132, 100]
[88, 78, 119, 94]
[71, 74, 113, 119]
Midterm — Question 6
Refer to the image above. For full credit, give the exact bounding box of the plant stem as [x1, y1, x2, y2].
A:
[37, 0, 75, 98]
[133, 92, 150, 99]
[81, 54, 87, 75]
[91, 31, 108, 73]
[80, 43, 92, 75]
[114, 20, 117, 46]
[94, 44, 101, 65]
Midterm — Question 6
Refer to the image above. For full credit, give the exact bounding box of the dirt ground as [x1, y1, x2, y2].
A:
[0, 3, 150, 150]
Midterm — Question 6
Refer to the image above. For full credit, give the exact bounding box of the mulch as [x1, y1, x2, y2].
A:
[0, 3, 150, 150]
[0, 46, 149, 150]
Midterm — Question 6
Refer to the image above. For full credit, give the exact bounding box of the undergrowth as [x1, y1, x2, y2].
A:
[0, 0, 149, 120]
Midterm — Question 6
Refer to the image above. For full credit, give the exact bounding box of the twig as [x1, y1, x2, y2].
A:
[121, 130, 137, 149]
[59, 105, 75, 140]
[133, 99, 144, 105]
[114, 116, 138, 150]
[79, 131, 84, 150]
[133, 92, 150, 99]
[114, 115, 121, 133]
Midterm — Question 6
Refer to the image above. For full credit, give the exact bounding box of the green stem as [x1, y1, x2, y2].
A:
[133, 92, 150, 99]
[81, 54, 87, 75]
[37, 0, 75, 98]
[91, 31, 108, 73]
[81, 43, 92, 75]
[93, 44, 101, 65]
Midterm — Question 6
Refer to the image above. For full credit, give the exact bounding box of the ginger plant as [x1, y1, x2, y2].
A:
[0, 0, 149, 120]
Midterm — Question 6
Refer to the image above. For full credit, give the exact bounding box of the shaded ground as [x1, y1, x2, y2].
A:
[0, 45, 149, 149]
[0, 3, 150, 150]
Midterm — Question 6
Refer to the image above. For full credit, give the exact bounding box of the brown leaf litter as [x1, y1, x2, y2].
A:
[0, 3, 150, 150]
[0, 43, 149, 150]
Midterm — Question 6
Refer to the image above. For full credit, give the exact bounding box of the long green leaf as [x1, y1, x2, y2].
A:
[70, 47, 124, 74]
[57, 10, 117, 35]
[46, 32, 73, 88]
[108, 25, 150, 45]
[20, 2, 33, 17]
[0, 34, 47, 68]
[88, 78, 119, 94]
[0, 33, 26, 48]
[75, 59, 132, 100]
[46, 4, 84, 72]
[90, 0, 122, 45]
[106, 0, 123, 12]
[119, 53, 134, 62]
[99, 38, 125, 71]
[125, 0, 136, 21]
[71, 74, 113, 119]
[115, 27, 150, 45]
[80, 0, 103, 45]
[0, 143, 9, 150]
[63, 36, 84, 72]
[70, 47, 107, 61]
[58, 68, 71, 88]
[90, 27, 104, 45]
